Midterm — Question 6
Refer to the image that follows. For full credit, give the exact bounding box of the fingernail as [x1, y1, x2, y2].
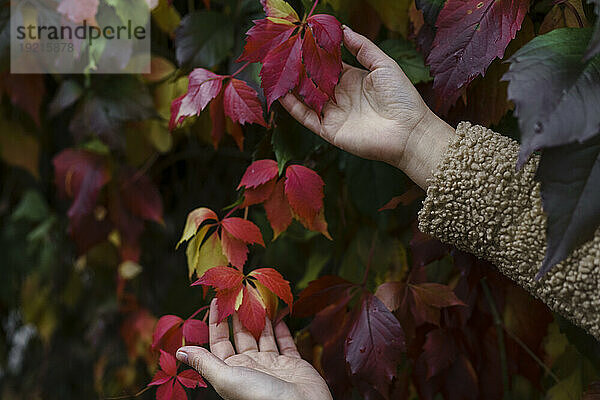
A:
[342, 24, 352, 31]
[176, 349, 188, 364]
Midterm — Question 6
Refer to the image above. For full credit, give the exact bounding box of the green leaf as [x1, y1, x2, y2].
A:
[535, 134, 600, 276]
[175, 11, 234, 70]
[12, 191, 49, 223]
[379, 39, 432, 84]
[504, 27, 600, 167]
[105, 0, 150, 28]
[366, 0, 411, 35]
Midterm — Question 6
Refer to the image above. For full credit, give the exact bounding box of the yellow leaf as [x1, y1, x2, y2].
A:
[186, 226, 228, 279]
[266, 17, 296, 26]
[177, 207, 218, 248]
[366, 0, 411, 36]
[0, 119, 39, 178]
[152, 0, 181, 36]
[145, 120, 173, 153]
[263, 0, 299, 20]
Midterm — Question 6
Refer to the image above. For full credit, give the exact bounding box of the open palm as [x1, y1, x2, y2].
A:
[280, 26, 430, 170]
[176, 300, 332, 400]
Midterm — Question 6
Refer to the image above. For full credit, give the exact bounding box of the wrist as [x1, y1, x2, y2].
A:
[396, 109, 455, 189]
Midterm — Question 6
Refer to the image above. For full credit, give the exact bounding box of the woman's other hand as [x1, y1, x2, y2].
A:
[280, 26, 454, 189]
[176, 299, 332, 400]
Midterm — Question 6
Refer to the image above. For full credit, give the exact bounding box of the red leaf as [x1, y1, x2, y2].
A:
[119, 169, 163, 224]
[260, 34, 303, 109]
[171, 381, 188, 400]
[345, 293, 405, 399]
[169, 94, 185, 131]
[52, 149, 111, 253]
[263, 179, 293, 239]
[410, 283, 464, 308]
[378, 186, 424, 211]
[0, 73, 45, 126]
[215, 286, 244, 323]
[226, 118, 245, 151]
[284, 164, 324, 225]
[149, 370, 172, 386]
[194, 266, 244, 290]
[182, 319, 209, 346]
[221, 230, 250, 269]
[209, 90, 226, 149]
[152, 315, 184, 349]
[238, 285, 267, 339]
[177, 369, 207, 389]
[224, 79, 267, 127]
[427, 0, 530, 113]
[302, 27, 341, 98]
[307, 14, 343, 53]
[299, 207, 331, 240]
[155, 380, 174, 400]
[172, 69, 224, 129]
[298, 66, 330, 115]
[421, 328, 458, 379]
[221, 217, 265, 245]
[159, 350, 178, 377]
[242, 179, 277, 207]
[250, 268, 293, 309]
[238, 159, 279, 189]
[238, 18, 296, 63]
[294, 275, 355, 317]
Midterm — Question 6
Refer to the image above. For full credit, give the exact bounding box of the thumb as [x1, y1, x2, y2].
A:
[342, 25, 393, 71]
[176, 346, 232, 389]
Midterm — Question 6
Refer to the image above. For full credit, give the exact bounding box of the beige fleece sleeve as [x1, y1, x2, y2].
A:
[418, 122, 600, 339]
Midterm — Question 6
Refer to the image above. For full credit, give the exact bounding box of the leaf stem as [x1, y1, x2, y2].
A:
[230, 62, 252, 78]
[481, 278, 511, 399]
[188, 305, 209, 320]
[307, 0, 319, 19]
[224, 205, 240, 219]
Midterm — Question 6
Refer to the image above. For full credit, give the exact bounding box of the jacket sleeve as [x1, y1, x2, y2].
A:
[418, 122, 600, 339]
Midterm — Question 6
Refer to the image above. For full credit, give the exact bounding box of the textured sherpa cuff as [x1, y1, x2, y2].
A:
[418, 122, 600, 340]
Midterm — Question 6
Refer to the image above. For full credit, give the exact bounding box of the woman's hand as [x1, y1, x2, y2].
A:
[176, 300, 332, 400]
[280, 26, 454, 189]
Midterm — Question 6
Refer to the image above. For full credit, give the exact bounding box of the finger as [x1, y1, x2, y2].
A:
[258, 317, 278, 353]
[274, 321, 301, 358]
[342, 25, 394, 71]
[209, 299, 235, 360]
[176, 346, 233, 390]
[232, 313, 259, 353]
[279, 93, 322, 134]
